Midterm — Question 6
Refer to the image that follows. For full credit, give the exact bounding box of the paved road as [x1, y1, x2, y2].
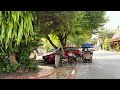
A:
[75, 51, 120, 79]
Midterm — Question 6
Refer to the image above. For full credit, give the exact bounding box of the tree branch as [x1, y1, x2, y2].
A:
[46, 34, 58, 49]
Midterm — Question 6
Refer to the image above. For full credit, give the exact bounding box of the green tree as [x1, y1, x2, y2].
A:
[0, 11, 33, 48]
[67, 31, 91, 47]
[0, 11, 38, 73]
[97, 28, 114, 50]
[0, 11, 33, 64]
[33, 11, 77, 48]
[82, 11, 107, 34]
[33, 11, 107, 48]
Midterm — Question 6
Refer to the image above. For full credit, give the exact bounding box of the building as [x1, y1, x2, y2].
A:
[110, 27, 120, 51]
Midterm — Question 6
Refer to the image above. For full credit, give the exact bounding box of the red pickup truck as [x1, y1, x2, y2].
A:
[42, 47, 83, 63]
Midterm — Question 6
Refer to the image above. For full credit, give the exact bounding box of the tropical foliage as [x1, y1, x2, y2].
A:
[0, 11, 33, 48]
[0, 11, 38, 73]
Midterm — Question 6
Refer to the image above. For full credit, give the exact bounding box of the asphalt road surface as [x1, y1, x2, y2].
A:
[75, 50, 120, 79]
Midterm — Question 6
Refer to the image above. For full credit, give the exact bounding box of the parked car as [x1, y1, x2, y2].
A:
[42, 47, 83, 63]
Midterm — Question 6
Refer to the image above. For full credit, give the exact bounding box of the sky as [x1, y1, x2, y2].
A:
[92, 11, 120, 39]
[104, 11, 120, 30]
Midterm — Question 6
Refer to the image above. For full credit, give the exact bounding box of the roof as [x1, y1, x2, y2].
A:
[111, 28, 120, 42]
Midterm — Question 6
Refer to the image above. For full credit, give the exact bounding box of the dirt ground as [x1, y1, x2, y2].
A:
[0, 68, 42, 79]
[55, 66, 74, 79]
[37, 61, 75, 79]
[37, 62, 74, 79]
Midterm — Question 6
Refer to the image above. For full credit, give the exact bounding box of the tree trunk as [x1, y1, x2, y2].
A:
[58, 34, 67, 47]
[9, 54, 17, 64]
[46, 33, 68, 49]
[58, 34, 65, 47]
[64, 34, 67, 47]
[46, 34, 58, 49]
[60, 44, 64, 56]
[60, 39, 64, 47]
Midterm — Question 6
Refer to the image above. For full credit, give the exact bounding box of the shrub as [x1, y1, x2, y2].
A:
[0, 39, 39, 73]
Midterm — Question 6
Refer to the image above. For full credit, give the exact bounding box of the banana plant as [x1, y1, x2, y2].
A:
[0, 11, 33, 49]
[0, 11, 34, 64]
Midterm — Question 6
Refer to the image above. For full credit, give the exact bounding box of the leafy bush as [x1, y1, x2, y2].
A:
[23, 59, 38, 71]
[0, 62, 21, 73]
[0, 11, 40, 73]
[0, 37, 40, 73]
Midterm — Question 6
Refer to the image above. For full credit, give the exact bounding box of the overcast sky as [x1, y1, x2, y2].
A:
[104, 11, 120, 30]
[92, 11, 120, 39]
